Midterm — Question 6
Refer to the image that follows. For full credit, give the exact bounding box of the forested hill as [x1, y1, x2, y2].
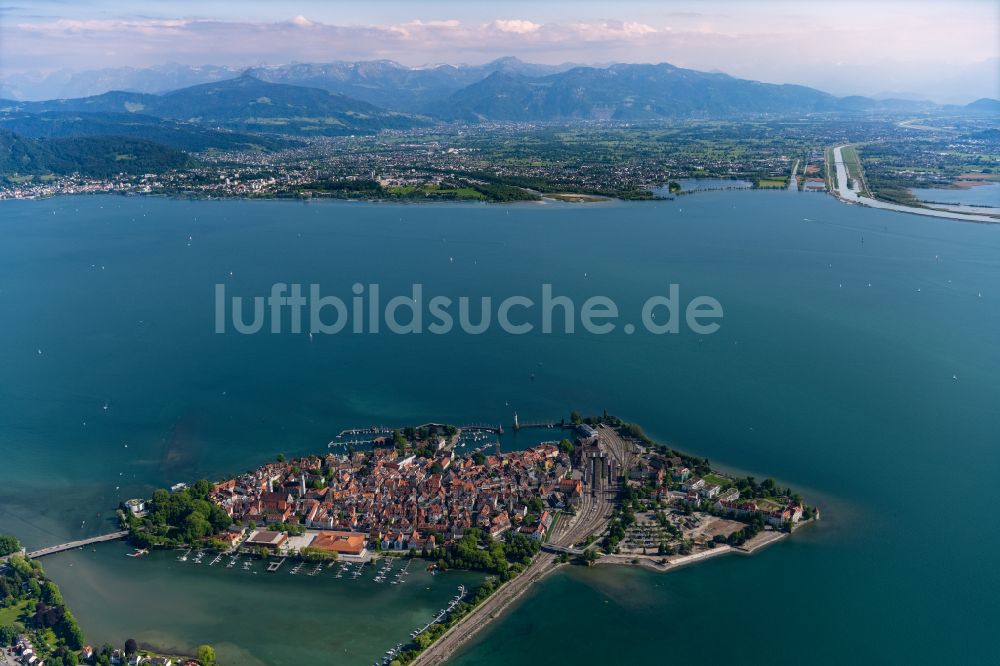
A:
[0, 128, 191, 178]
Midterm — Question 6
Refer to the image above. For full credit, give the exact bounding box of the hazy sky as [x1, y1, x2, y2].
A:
[2, 0, 998, 101]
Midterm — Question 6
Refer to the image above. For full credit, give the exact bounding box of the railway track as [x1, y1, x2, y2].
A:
[412, 445, 617, 666]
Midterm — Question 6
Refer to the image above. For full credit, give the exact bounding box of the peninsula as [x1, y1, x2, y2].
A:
[117, 414, 816, 665]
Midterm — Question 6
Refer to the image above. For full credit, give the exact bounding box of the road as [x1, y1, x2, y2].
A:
[413, 434, 619, 665]
[788, 159, 799, 191]
[412, 551, 559, 666]
[831, 145, 996, 223]
[26, 530, 129, 559]
[898, 118, 958, 135]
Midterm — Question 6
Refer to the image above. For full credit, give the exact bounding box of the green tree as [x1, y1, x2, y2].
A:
[0, 625, 18, 646]
[191, 479, 213, 499]
[198, 645, 216, 666]
[0, 534, 21, 557]
[60, 610, 85, 649]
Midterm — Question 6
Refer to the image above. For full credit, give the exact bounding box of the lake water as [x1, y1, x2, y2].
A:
[41, 544, 482, 666]
[677, 178, 753, 191]
[654, 178, 753, 197]
[2, 191, 998, 664]
[910, 181, 1000, 208]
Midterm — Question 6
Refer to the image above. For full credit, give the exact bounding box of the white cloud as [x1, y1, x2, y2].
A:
[17, 18, 189, 33]
[492, 20, 541, 34]
[2, 7, 996, 102]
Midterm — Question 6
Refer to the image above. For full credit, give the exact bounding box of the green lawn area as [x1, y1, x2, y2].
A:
[757, 178, 787, 188]
[755, 498, 784, 511]
[825, 147, 837, 190]
[0, 598, 30, 626]
[388, 184, 487, 200]
[387, 185, 420, 195]
[702, 473, 732, 489]
[451, 187, 486, 199]
[840, 145, 870, 195]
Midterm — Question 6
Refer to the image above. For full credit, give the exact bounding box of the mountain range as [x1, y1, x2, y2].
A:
[0, 59, 578, 103]
[1, 74, 424, 137]
[4, 58, 993, 129]
[247, 57, 577, 113]
[0, 58, 996, 179]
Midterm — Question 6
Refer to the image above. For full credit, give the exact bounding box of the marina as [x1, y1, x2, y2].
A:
[42, 543, 484, 666]
[393, 558, 413, 584]
[172, 551, 428, 588]
[410, 585, 467, 639]
[373, 643, 405, 666]
[374, 556, 395, 583]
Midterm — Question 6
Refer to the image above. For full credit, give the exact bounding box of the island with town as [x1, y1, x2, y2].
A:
[2, 414, 816, 666]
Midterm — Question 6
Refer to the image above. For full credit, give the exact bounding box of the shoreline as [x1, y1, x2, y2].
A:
[415, 524, 802, 664]
[411, 553, 561, 666]
[829, 145, 999, 224]
[593, 526, 791, 573]
[0, 187, 675, 205]
[109, 417, 817, 666]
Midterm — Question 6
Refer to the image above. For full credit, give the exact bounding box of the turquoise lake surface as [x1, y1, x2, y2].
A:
[910, 181, 1000, 208]
[1, 191, 998, 664]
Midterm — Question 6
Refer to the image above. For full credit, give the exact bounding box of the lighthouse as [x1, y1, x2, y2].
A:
[513, 412, 520, 431]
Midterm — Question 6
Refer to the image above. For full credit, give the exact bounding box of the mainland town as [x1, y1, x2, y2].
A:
[3, 117, 997, 225]
[3, 414, 816, 666]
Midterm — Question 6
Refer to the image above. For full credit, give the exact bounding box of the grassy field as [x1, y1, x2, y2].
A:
[702, 473, 732, 489]
[840, 145, 870, 195]
[0, 598, 30, 626]
[755, 498, 785, 511]
[386, 184, 487, 200]
[756, 178, 787, 188]
[825, 147, 837, 191]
